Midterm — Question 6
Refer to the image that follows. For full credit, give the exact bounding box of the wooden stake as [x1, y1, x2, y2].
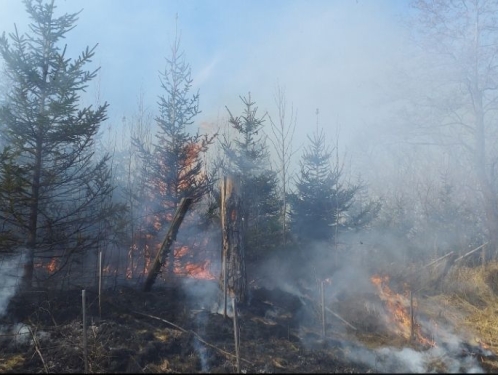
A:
[28, 326, 48, 374]
[298, 290, 358, 331]
[82, 290, 88, 374]
[222, 176, 227, 318]
[410, 290, 414, 341]
[232, 297, 240, 374]
[320, 280, 326, 337]
[223, 268, 228, 318]
[482, 244, 486, 271]
[98, 250, 102, 317]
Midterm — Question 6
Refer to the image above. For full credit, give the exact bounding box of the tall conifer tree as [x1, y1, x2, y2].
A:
[221, 94, 281, 262]
[0, 0, 119, 287]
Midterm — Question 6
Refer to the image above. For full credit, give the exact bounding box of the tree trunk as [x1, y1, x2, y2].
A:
[473, 80, 498, 257]
[220, 176, 247, 305]
[23, 54, 50, 289]
[23, 127, 43, 289]
[143, 197, 192, 292]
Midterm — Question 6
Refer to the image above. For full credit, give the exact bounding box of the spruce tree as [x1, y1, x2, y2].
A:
[134, 29, 215, 276]
[0, 0, 120, 287]
[220, 94, 281, 262]
[288, 128, 359, 244]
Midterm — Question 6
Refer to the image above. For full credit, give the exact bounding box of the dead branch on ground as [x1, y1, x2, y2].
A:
[131, 310, 253, 366]
[27, 326, 49, 374]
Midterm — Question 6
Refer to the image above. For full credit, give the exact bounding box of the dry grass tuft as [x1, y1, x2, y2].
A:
[439, 263, 497, 307]
[0, 354, 25, 372]
[435, 262, 498, 357]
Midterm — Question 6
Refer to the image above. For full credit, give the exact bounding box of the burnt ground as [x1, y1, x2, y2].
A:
[0, 280, 375, 374]
[1, 276, 498, 373]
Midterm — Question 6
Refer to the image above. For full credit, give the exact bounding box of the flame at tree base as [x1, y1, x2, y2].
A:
[176, 260, 216, 280]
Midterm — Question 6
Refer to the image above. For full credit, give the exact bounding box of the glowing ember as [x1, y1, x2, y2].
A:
[46, 258, 57, 273]
[35, 258, 58, 274]
[370, 274, 435, 347]
[184, 260, 216, 280]
[175, 245, 189, 257]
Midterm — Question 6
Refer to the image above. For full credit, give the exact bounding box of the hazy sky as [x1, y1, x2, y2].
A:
[0, 0, 413, 164]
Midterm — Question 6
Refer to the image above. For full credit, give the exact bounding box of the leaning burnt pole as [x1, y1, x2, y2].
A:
[221, 175, 247, 310]
[143, 197, 193, 292]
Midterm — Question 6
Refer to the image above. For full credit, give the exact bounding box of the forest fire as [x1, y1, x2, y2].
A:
[34, 258, 58, 274]
[122, 241, 217, 282]
[184, 260, 216, 280]
[370, 274, 435, 347]
[173, 246, 216, 280]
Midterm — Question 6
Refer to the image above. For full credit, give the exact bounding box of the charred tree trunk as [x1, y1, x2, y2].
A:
[143, 197, 192, 292]
[220, 176, 247, 306]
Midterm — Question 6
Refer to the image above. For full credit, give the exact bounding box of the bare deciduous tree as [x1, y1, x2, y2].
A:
[407, 0, 498, 255]
[267, 83, 298, 245]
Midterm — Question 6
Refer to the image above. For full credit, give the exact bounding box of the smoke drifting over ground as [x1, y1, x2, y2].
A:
[344, 343, 484, 373]
[0, 252, 24, 318]
[250, 235, 492, 373]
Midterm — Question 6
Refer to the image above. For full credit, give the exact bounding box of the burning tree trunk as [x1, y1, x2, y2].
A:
[220, 176, 247, 307]
[143, 197, 193, 292]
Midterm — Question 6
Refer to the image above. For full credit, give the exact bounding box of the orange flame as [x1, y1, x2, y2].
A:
[46, 258, 57, 273]
[34, 258, 58, 274]
[184, 260, 216, 280]
[371, 275, 435, 347]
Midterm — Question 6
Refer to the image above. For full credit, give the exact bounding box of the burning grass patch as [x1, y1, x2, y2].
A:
[405, 262, 498, 372]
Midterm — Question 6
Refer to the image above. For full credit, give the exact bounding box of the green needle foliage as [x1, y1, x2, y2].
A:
[0, 0, 122, 287]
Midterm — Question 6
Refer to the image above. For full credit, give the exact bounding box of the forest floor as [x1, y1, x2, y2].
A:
[2, 262, 498, 373]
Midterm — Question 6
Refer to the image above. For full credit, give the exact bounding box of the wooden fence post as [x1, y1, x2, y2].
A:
[232, 297, 241, 373]
[82, 289, 88, 373]
[321, 280, 326, 337]
[98, 250, 103, 317]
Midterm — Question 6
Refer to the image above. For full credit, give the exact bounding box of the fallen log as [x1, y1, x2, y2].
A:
[28, 326, 49, 374]
[143, 197, 193, 292]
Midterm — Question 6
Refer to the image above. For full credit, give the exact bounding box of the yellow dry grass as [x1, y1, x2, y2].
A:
[431, 262, 498, 360]
[153, 329, 169, 342]
[334, 260, 498, 372]
[0, 354, 24, 372]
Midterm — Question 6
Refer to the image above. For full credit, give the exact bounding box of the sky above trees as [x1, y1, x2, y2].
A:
[0, 0, 413, 159]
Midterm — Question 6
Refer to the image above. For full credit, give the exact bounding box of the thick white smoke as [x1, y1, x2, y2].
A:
[0, 251, 25, 317]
